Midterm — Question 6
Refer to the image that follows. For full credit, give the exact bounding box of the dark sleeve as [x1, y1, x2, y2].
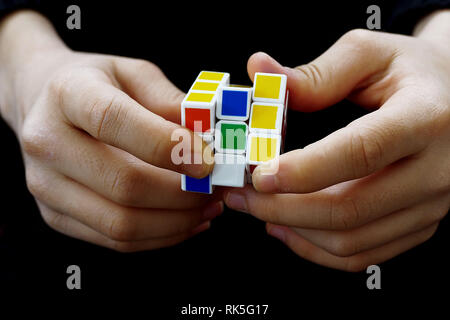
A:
[0, 0, 43, 19]
[388, 0, 450, 34]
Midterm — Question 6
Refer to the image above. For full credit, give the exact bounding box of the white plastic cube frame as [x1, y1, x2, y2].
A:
[248, 102, 284, 135]
[252, 72, 287, 105]
[216, 86, 252, 121]
[246, 133, 282, 166]
[214, 120, 248, 154]
[211, 153, 246, 187]
[181, 91, 216, 134]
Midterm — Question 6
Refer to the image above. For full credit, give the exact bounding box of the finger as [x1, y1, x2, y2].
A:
[252, 93, 431, 193]
[290, 196, 448, 257]
[37, 202, 210, 252]
[267, 222, 439, 272]
[247, 30, 398, 112]
[46, 125, 215, 209]
[26, 166, 223, 241]
[225, 155, 442, 230]
[112, 57, 185, 124]
[56, 73, 212, 178]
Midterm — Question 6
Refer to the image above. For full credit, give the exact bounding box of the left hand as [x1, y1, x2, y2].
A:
[224, 11, 450, 271]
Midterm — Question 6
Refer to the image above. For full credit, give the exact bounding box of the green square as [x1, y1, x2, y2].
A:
[221, 123, 247, 150]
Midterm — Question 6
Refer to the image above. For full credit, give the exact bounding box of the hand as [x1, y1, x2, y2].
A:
[224, 10, 450, 271]
[0, 11, 221, 251]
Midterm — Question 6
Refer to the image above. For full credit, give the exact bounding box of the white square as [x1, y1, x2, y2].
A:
[211, 153, 246, 187]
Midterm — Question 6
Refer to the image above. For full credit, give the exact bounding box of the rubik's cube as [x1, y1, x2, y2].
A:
[181, 71, 288, 194]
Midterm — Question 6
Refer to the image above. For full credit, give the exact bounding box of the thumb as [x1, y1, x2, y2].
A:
[247, 29, 396, 112]
[112, 57, 185, 124]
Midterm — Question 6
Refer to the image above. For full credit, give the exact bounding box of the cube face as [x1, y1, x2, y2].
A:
[181, 91, 216, 133]
[215, 120, 248, 154]
[211, 153, 246, 187]
[252, 72, 287, 104]
[246, 133, 281, 165]
[181, 174, 212, 194]
[217, 87, 252, 120]
[249, 102, 284, 134]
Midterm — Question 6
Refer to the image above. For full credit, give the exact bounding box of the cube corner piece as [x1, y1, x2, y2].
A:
[181, 91, 216, 133]
[252, 72, 287, 105]
[181, 174, 213, 194]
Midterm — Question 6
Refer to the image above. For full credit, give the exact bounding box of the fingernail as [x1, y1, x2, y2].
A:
[225, 192, 248, 213]
[267, 225, 286, 242]
[191, 221, 211, 235]
[202, 201, 224, 220]
[252, 168, 277, 192]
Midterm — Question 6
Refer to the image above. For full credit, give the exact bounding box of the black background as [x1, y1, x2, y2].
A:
[1, 0, 448, 315]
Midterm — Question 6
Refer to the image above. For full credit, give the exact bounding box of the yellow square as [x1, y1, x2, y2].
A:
[198, 71, 225, 81]
[186, 92, 215, 103]
[251, 105, 278, 129]
[250, 136, 277, 162]
[192, 81, 220, 91]
[254, 75, 281, 99]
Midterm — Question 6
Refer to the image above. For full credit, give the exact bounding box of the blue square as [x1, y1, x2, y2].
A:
[222, 90, 248, 117]
[185, 175, 211, 193]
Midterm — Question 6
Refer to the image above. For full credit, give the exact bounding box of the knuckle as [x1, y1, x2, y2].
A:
[108, 165, 142, 205]
[25, 168, 50, 201]
[329, 195, 362, 230]
[47, 70, 73, 104]
[296, 62, 326, 89]
[87, 94, 127, 143]
[343, 256, 369, 273]
[341, 29, 374, 48]
[40, 207, 65, 232]
[21, 122, 57, 161]
[349, 129, 383, 176]
[102, 208, 137, 242]
[330, 234, 359, 257]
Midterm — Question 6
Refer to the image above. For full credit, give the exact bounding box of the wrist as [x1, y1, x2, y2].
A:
[0, 10, 69, 130]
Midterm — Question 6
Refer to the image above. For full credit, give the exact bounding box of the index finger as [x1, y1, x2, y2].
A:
[54, 75, 213, 178]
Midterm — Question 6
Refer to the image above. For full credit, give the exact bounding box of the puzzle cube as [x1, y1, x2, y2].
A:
[214, 120, 248, 154]
[249, 102, 284, 134]
[252, 72, 287, 105]
[211, 153, 246, 187]
[281, 90, 289, 153]
[246, 133, 281, 165]
[181, 91, 216, 133]
[216, 86, 252, 121]
[181, 174, 213, 194]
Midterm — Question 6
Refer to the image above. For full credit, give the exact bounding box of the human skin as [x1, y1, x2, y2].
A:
[225, 10, 450, 271]
[0, 10, 223, 252]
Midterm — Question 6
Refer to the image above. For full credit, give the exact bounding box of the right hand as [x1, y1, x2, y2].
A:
[0, 10, 221, 251]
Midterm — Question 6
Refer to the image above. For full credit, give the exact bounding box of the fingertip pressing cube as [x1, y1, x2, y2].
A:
[252, 72, 287, 104]
[216, 86, 252, 121]
[214, 120, 248, 154]
[249, 102, 284, 134]
[181, 91, 216, 133]
[211, 153, 246, 187]
[181, 174, 213, 194]
[246, 133, 281, 165]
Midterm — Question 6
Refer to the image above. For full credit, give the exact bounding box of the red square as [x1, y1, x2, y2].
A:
[185, 108, 211, 132]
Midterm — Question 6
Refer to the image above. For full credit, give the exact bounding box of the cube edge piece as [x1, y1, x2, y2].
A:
[246, 132, 282, 166]
[181, 174, 213, 194]
[181, 91, 216, 134]
[248, 101, 284, 135]
[211, 153, 246, 188]
[252, 72, 287, 105]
